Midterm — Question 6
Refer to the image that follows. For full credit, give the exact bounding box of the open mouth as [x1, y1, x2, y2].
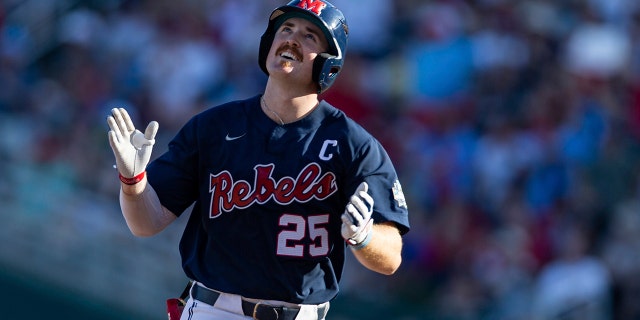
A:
[280, 51, 299, 61]
[276, 45, 302, 62]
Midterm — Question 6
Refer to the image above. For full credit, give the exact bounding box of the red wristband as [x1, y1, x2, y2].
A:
[119, 171, 146, 185]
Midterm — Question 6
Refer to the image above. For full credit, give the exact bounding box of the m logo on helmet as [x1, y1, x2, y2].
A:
[296, 0, 327, 15]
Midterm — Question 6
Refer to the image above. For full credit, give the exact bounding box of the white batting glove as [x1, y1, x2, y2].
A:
[341, 182, 374, 248]
[107, 108, 158, 183]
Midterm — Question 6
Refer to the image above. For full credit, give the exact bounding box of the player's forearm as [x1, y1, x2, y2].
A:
[120, 177, 177, 237]
[350, 222, 402, 275]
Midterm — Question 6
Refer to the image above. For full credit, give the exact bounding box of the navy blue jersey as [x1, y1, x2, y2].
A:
[146, 94, 410, 304]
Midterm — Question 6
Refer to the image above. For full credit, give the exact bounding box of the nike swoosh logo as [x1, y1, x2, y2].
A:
[225, 133, 246, 141]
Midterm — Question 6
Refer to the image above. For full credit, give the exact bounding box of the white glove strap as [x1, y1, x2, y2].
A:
[349, 229, 372, 250]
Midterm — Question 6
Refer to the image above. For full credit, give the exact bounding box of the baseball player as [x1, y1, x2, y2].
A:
[106, 1, 410, 319]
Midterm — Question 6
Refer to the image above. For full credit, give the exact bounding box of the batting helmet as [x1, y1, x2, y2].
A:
[259, 0, 348, 93]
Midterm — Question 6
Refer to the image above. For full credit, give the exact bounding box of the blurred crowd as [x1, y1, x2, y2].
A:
[3, 0, 640, 319]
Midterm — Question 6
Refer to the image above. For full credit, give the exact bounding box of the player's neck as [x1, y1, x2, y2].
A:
[262, 86, 319, 124]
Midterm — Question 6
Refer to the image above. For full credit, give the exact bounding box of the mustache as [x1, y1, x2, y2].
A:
[276, 44, 303, 61]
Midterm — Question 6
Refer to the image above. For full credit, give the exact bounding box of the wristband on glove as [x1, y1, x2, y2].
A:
[119, 171, 146, 185]
[348, 230, 372, 250]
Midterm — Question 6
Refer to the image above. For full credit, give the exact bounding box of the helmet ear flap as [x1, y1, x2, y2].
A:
[314, 55, 342, 93]
[312, 56, 326, 93]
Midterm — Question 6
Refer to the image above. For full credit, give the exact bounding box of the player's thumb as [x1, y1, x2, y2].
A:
[144, 121, 159, 141]
[356, 181, 368, 194]
[132, 121, 159, 149]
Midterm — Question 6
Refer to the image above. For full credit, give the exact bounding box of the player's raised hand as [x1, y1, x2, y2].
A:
[341, 182, 374, 248]
[107, 108, 158, 183]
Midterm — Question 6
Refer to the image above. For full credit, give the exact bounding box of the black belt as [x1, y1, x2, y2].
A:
[190, 284, 327, 320]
